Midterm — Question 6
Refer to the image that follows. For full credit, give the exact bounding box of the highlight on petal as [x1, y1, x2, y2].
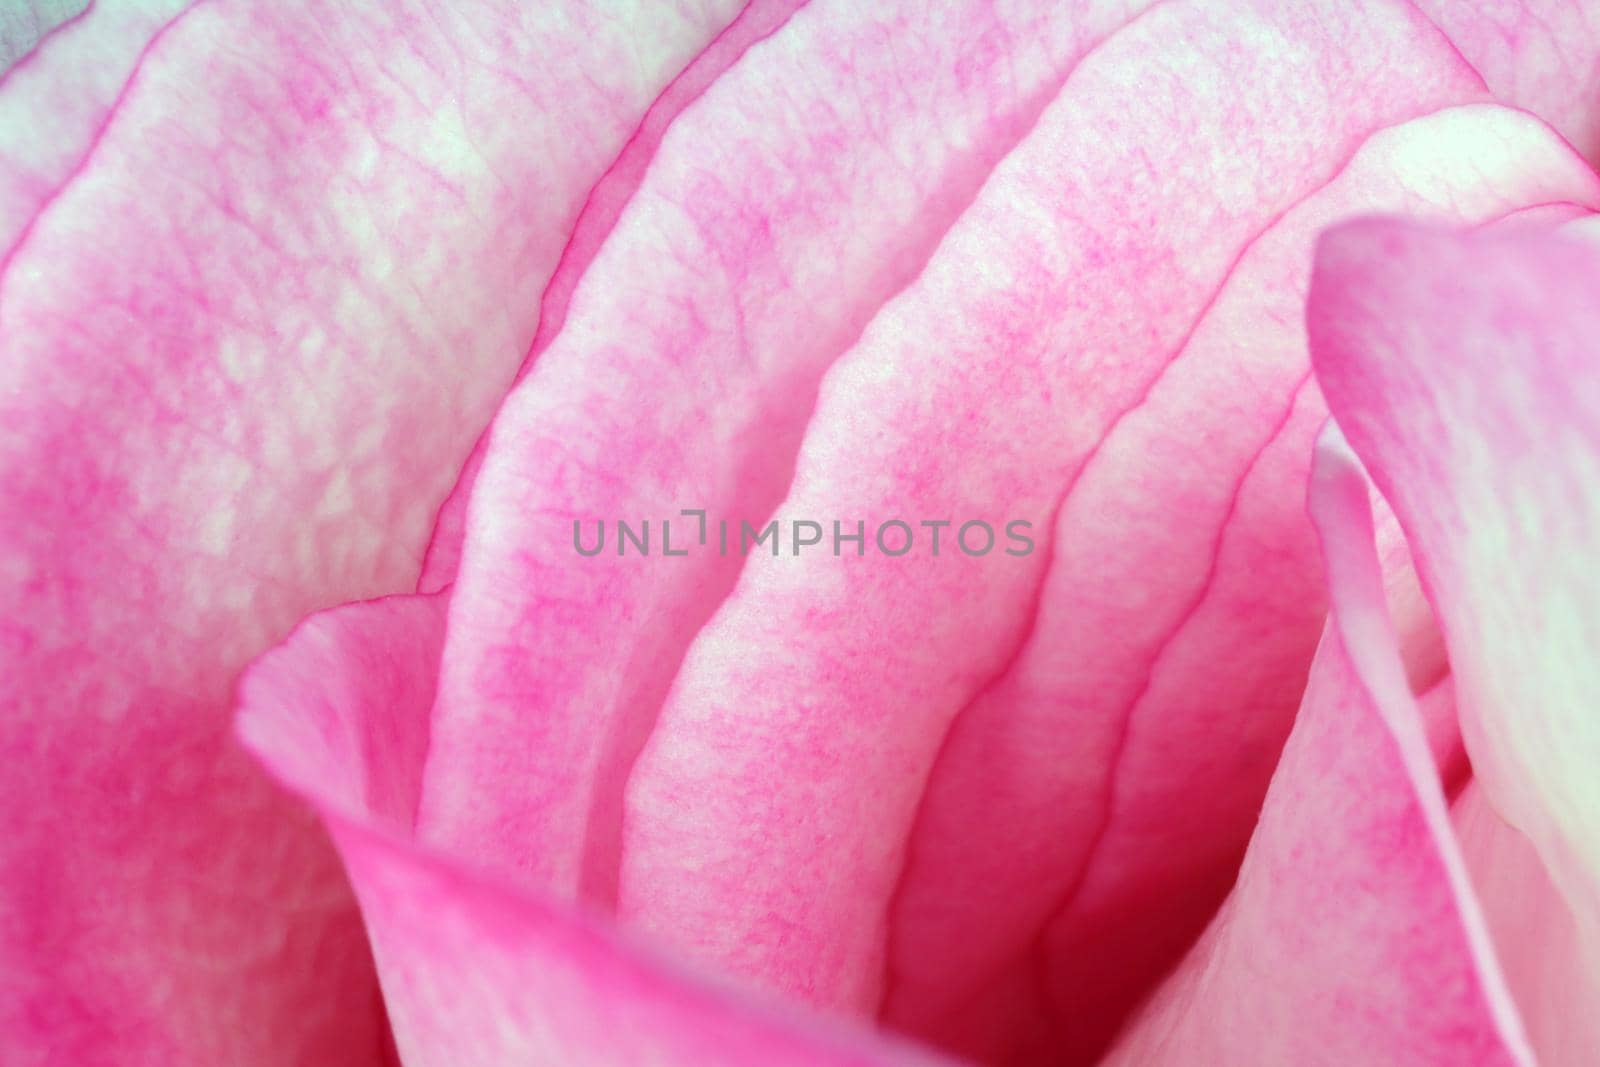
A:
[0, 1, 747, 1060]
[0, 0, 193, 254]
[1414, 1, 1600, 161]
[1102, 428, 1530, 1067]
[1310, 215, 1600, 1067]
[1454, 780, 1600, 1067]
[237, 595, 948, 1067]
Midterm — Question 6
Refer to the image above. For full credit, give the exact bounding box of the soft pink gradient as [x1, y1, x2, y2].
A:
[9, 1, 1600, 1065]
[875, 104, 1597, 1064]
[619, 4, 1492, 1038]
[0, 0, 85, 71]
[1310, 217, 1600, 1067]
[242, 7, 1600, 1067]
[1412, 0, 1600, 161]
[1103, 428, 1532, 1066]
[415, 0, 813, 590]
[416, 0, 1159, 910]
[239, 593, 952, 1067]
[0, 2, 748, 1062]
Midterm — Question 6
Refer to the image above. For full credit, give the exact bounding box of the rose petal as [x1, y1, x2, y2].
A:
[0, 0, 193, 254]
[416, 0, 1157, 899]
[0, 0, 83, 71]
[877, 103, 1597, 1064]
[237, 595, 950, 1067]
[1101, 428, 1530, 1067]
[1454, 780, 1600, 1067]
[0, 1, 745, 1060]
[618, 0, 1490, 1028]
[1413, 1, 1600, 161]
[416, 0, 812, 589]
[1310, 215, 1600, 1067]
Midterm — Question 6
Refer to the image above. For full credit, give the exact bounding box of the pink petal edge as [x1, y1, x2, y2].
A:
[1102, 426, 1531, 1066]
[1311, 215, 1600, 1067]
[237, 593, 950, 1067]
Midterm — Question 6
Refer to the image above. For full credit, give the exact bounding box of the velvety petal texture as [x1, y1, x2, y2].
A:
[0, 2, 746, 1061]
[1310, 216, 1600, 1067]
[238, 595, 948, 1067]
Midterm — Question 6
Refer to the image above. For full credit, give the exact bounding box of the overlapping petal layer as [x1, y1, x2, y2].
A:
[416, 0, 812, 588]
[617, 0, 1503, 1044]
[349, 3, 1600, 1061]
[1311, 216, 1600, 1067]
[0, 0, 82, 71]
[11, 0, 1600, 1063]
[1102, 430, 1530, 1067]
[238, 594, 948, 1067]
[878, 103, 1598, 1064]
[1415, 0, 1600, 161]
[0, 0, 193, 254]
[1455, 781, 1600, 1067]
[418, 0, 1156, 900]
[0, 1, 745, 1060]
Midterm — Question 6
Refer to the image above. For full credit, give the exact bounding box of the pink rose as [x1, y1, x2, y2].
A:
[5, 2, 1599, 1065]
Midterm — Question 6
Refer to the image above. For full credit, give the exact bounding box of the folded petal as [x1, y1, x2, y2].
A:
[416, 0, 1157, 900]
[1310, 214, 1600, 1066]
[618, 0, 1494, 1035]
[878, 102, 1596, 1065]
[238, 596, 949, 1067]
[416, 0, 811, 589]
[1454, 780, 1600, 1067]
[1102, 429, 1530, 1067]
[0, 2, 745, 1060]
